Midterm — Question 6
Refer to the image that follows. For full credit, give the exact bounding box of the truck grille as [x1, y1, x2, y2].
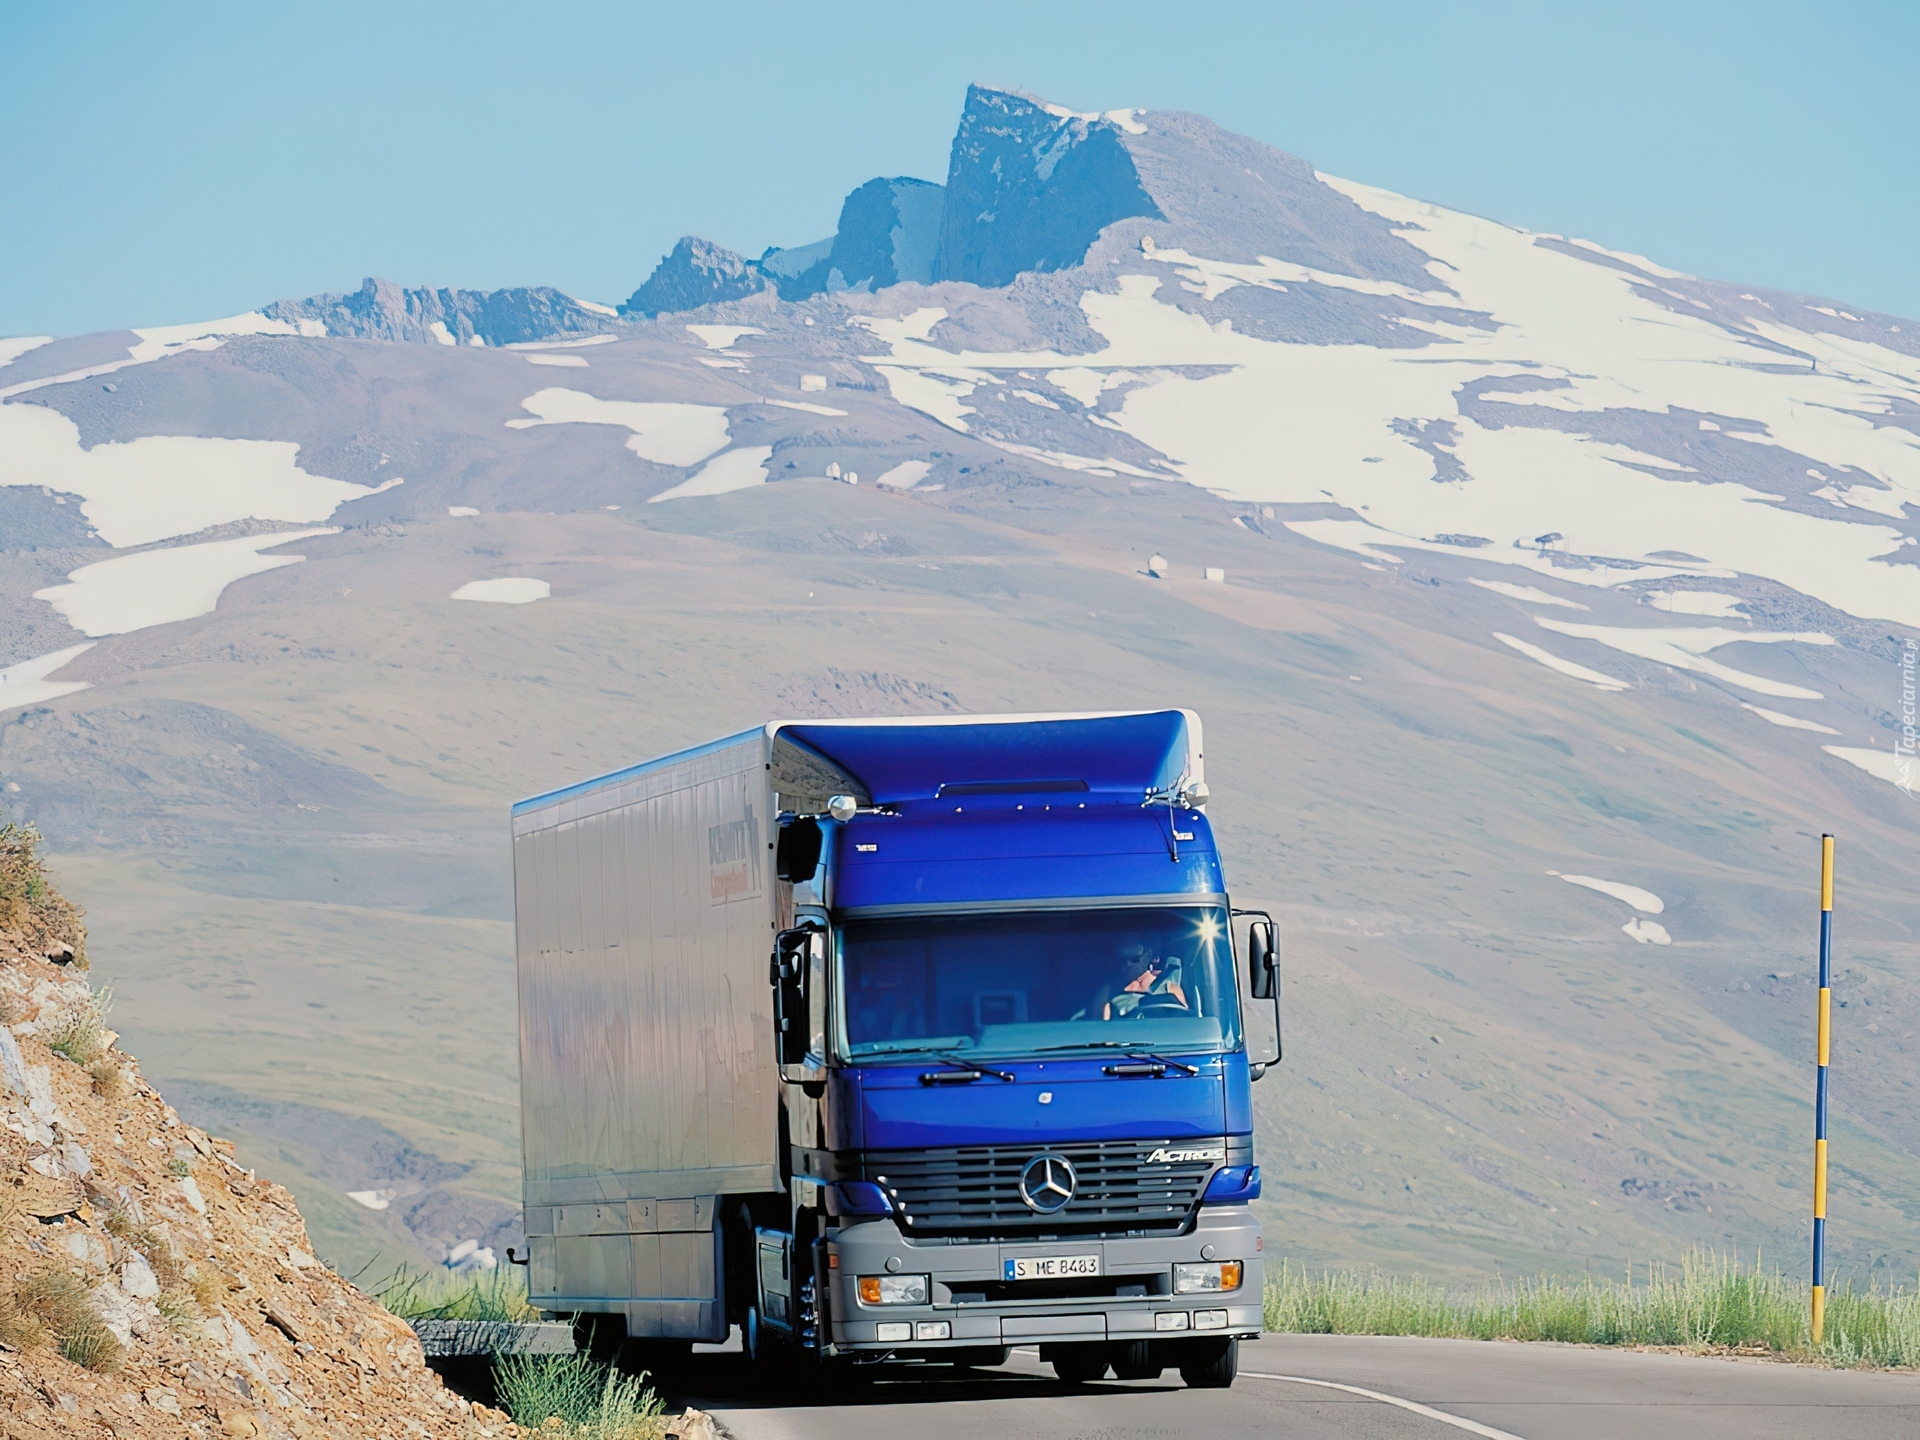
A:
[847, 1137, 1246, 1240]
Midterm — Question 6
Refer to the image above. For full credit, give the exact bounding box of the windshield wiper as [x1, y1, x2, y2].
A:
[1123, 1050, 1201, 1076]
[922, 1054, 1014, 1082]
[1032, 1041, 1203, 1074]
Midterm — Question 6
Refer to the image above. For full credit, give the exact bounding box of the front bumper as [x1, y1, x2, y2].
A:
[826, 1207, 1263, 1352]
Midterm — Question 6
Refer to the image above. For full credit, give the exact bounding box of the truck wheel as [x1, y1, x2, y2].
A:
[1178, 1337, 1238, 1389]
[1110, 1340, 1163, 1381]
[1048, 1345, 1111, 1383]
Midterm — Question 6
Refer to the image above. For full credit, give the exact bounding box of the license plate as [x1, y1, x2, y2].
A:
[1005, 1254, 1101, 1281]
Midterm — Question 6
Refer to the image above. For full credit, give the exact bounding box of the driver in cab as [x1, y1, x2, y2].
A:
[1101, 942, 1187, 1020]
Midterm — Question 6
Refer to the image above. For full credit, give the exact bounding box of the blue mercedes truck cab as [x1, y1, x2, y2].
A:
[511, 710, 1279, 1389]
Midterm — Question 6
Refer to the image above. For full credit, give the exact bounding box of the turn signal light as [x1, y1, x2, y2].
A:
[1173, 1260, 1243, 1293]
[857, 1274, 929, 1304]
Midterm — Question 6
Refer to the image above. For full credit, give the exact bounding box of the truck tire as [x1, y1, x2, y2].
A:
[1178, 1337, 1237, 1389]
[1110, 1340, 1163, 1380]
[1048, 1344, 1111, 1383]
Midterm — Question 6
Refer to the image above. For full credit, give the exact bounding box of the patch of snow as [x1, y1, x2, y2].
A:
[1493, 632, 1627, 691]
[1106, 108, 1148, 134]
[0, 311, 302, 398]
[871, 366, 981, 432]
[856, 180, 1920, 627]
[505, 388, 730, 465]
[687, 325, 765, 350]
[1562, 237, 1689, 279]
[799, 374, 829, 392]
[444, 1240, 497, 1274]
[699, 357, 748, 369]
[756, 399, 847, 417]
[346, 1189, 395, 1210]
[1647, 590, 1746, 617]
[572, 297, 619, 317]
[1556, 872, 1664, 912]
[1741, 702, 1838, 733]
[35, 530, 335, 636]
[0, 404, 375, 547]
[1014, 388, 1061, 410]
[854, 309, 947, 345]
[0, 336, 53, 368]
[447, 506, 479, 517]
[1533, 617, 1831, 699]
[1822, 746, 1916, 793]
[451, 577, 550, 604]
[525, 353, 589, 368]
[505, 334, 619, 351]
[1468, 578, 1590, 608]
[0, 643, 96, 715]
[1622, 917, 1673, 945]
[428, 321, 457, 346]
[874, 460, 933, 489]
[649, 445, 773, 503]
[985, 440, 1161, 477]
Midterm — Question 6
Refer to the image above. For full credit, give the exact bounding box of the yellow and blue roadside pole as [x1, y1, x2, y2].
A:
[1811, 833, 1834, 1348]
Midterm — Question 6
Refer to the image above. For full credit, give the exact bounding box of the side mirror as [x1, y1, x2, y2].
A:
[776, 818, 824, 883]
[771, 927, 821, 1066]
[1248, 919, 1276, 1000]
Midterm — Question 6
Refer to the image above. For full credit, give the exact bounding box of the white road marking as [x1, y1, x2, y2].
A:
[1242, 1372, 1529, 1440]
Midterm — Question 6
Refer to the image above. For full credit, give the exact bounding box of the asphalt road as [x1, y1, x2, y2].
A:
[678, 1334, 1920, 1440]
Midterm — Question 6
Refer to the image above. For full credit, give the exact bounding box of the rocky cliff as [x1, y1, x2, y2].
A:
[0, 824, 508, 1439]
[618, 237, 772, 318]
[264, 279, 617, 347]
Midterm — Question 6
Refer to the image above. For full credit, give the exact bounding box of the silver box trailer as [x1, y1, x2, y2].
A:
[512, 728, 783, 1339]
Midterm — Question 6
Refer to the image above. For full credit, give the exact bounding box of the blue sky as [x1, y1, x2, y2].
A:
[3, 1, 1914, 336]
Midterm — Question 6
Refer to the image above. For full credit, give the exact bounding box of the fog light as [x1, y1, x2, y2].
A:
[875, 1322, 911, 1342]
[1195, 1309, 1228, 1330]
[1154, 1311, 1191, 1332]
[1173, 1261, 1243, 1293]
[915, 1321, 951, 1340]
[858, 1274, 929, 1305]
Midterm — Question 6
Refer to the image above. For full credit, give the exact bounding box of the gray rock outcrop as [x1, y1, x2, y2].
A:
[264, 277, 616, 347]
[619, 236, 773, 318]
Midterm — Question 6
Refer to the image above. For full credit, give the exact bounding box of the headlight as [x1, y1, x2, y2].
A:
[1173, 1261, 1243, 1294]
[857, 1274, 930, 1305]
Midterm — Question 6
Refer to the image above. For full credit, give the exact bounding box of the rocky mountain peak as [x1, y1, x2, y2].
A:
[619, 236, 773, 319]
[931, 84, 1163, 287]
[264, 277, 616, 347]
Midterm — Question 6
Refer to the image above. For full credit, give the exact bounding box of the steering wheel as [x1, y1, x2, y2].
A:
[1128, 991, 1188, 1017]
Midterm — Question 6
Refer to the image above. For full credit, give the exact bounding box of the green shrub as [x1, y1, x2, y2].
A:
[0, 822, 87, 967]
[493, 1351, 666, 1439]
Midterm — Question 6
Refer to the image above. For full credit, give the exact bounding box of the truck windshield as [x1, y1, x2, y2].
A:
[839, 906, 1241, 1061]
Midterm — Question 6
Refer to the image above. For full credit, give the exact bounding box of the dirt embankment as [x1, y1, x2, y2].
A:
[0, 824, 515, 1439]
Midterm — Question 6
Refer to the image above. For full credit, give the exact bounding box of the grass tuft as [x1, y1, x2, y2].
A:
[8, 1270, 123, 1372]
[1264, 1250, 1920, 1368]
[88, 1058, 127, 1100]
[375, 1263, 539, 1323]
[493, 1352, 667, 1440]
[48, 984, 111, 1068]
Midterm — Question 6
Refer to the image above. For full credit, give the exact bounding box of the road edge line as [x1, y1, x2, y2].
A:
[1242, 1371, 1529, 1440]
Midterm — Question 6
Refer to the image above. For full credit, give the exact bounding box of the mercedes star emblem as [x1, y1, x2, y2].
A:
[1019, 1153, 1077, 1213]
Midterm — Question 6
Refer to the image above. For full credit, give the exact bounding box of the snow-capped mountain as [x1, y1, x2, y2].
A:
[1, 85, 1915, 1281]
